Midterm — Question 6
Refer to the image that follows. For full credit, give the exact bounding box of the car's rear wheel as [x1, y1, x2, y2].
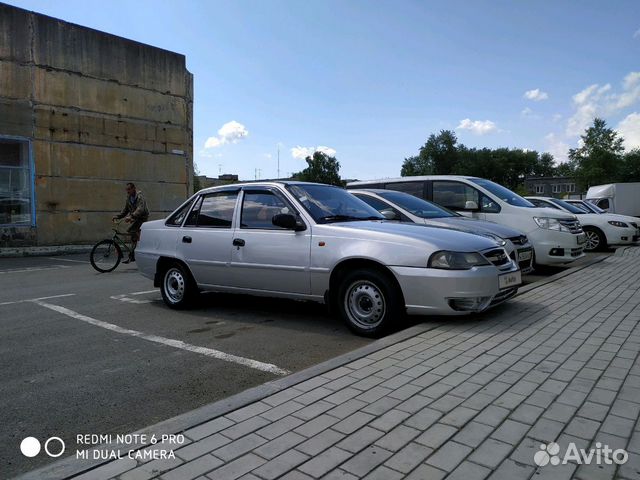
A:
[160, 263, 197, 309]
[583, 226, 606, 252]
[336, 268, 403, 337]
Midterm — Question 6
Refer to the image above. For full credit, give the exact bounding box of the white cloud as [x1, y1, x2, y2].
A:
[456, 118, 498, 135]
[634, 28, 640, 39]
[544, 133, 570, 163]
[617, 112, 640, 150]
[524, 88, 549, 101]
[566, 73, 640, 136]
[203, 120, 248, 149]
[291, 145, 337, 160]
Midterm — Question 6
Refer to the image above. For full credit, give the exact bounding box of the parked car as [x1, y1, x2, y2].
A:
[350, 188, 534, 273]
[565, 199, 640, 229]
[137, 182, 521, 336]
[526, 196, 639, 251]
[586, 183, 640, 217]
[347, 176, 586, 266]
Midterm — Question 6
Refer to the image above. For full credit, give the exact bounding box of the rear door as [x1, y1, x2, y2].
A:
[227, 187, 311, 294]
[177, 189, 239, 286]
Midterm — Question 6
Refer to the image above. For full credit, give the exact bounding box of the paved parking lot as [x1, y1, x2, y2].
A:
[0, 250, 610, 477]
[27, 246, 638, 480]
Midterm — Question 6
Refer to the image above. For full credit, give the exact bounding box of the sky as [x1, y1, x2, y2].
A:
[6, 0, 640, 181]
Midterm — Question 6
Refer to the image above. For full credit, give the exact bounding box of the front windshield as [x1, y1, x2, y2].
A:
[549, 198, 587, 214]
[377, 190, 458, 218]
[470, 178, 535, 207]
[287, 184, 384, 223]
[581, 201, 605, 213]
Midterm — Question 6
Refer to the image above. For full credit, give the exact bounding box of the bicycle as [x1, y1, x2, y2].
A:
[90, 220, 136, 273]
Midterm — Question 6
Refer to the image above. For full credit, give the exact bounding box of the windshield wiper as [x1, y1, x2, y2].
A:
[318, 215, 382, 223]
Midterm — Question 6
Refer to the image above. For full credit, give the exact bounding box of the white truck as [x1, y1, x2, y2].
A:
[586, 183, 640, 218]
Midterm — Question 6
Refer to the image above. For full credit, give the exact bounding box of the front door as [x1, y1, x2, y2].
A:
[228, 188, 311, 294]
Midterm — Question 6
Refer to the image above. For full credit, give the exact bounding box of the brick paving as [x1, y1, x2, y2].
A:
[66, 248, 640, 479]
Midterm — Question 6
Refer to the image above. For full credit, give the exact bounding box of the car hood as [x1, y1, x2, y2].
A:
[424, 217, 524, 239]
[525, 207, 577, 220]
[316, 220, 501, 251]
[598, 213, 639, 224]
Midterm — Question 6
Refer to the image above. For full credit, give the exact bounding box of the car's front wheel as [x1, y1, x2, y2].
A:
[583, 226, 606, 252]
[336, 269, 403, 337]
[160, 263, 197, 309]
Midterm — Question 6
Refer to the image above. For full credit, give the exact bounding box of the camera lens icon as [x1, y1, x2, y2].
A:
[20, 437, 65, 458]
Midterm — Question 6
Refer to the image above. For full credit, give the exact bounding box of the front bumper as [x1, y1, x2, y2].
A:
[390, 263, 520, 316]
[528, 229, 585, 265]
[607, 226, 640, 245]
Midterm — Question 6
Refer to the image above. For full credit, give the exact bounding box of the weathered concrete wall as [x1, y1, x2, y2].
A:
[0, 3, 193, 246]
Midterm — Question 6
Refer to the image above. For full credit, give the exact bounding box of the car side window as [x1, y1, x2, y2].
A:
[385, 181, 425, 199]
[354, 194, 404, 221]
[241, 190, 293, 230]
[433, 181, 480, 211]
[480, 194, 501, 213]
[166, 198, 195, 226]
[184, 191, 238, 228]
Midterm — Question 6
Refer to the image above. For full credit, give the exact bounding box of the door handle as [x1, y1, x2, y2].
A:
[182, 236, 192, 243]
[233, 238, 245, 247]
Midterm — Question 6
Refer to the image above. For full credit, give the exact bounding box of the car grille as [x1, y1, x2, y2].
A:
[483, 248, 510, 267]
[571, 247, 583, 257]
[491, 287, 518, 306]
[558, 219, 583, 234]
[510, 248, 533, 272]
[508, 235, 529, 246]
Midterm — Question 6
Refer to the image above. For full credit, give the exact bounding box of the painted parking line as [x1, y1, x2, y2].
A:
[46, 257, 90, 264]
[0, 265, 71, 275]
[0, 293, 76, 307]
[110, 290, 158, 304]
[31, 299, 291, 376]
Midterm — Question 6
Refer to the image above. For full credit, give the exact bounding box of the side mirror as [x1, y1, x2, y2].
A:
[380, 209, 399, 220]
[465, 200, 479, 210]
[272, 213, 306, 231]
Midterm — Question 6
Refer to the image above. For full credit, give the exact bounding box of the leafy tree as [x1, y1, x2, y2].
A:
[568, 118, 624, 189]
[401, 130, 458, 176]
[293, 151, 344, 186]
[621, 149, 640, 182]
[554, 161, 575, 177]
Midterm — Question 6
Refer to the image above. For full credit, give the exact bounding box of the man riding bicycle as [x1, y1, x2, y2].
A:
[112, 182, 149, 264]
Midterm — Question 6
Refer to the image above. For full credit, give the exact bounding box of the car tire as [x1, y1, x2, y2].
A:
[160, 262, 197, 309]
[583, 226, 606, 252]
[336, 268, 403, 337]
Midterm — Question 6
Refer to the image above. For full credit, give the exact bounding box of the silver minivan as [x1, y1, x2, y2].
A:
[137, 182, 521, 336]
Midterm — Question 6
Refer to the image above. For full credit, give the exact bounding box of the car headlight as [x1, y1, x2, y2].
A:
[428, 251, 491, 270]
[533, 217, 571, 232]
[608, 220, 628, 228]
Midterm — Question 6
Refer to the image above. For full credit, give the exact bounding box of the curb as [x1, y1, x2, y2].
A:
[0, 245, 93, 258]
[14, 323, 437, 480]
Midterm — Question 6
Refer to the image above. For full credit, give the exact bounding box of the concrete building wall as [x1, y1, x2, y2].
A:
[0, 3, 193, 246]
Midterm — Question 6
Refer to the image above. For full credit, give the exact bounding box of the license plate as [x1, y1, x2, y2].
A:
[577, 233, 587, 245]
[517, 249, 532, 262]
[499, 271, 522, 289]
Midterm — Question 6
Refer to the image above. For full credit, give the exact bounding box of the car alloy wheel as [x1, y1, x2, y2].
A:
[344, 280, 386, 329]
[584, 230, 600, 251]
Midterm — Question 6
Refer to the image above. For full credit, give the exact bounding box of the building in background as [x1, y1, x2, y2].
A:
[0, 3, 193, 247]
[523, 176, 579, 199]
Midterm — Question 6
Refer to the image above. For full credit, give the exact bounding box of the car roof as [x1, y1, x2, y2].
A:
[347, 175, 479, 186]
[196, 180, 340, 195]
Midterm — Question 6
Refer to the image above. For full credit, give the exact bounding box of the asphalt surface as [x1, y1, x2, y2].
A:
[0, 250, 610, 477]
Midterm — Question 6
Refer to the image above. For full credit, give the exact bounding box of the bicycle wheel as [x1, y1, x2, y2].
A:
[90, 239, 122, 273]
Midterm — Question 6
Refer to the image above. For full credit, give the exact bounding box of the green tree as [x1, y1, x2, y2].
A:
[293, 151, 344, 186]
[568, 118, 625, 189]
[401, 130, 458, 176]
[621, 149, 640, 182]
[193, 161, 202, 193]
[554, 161, 575, 177]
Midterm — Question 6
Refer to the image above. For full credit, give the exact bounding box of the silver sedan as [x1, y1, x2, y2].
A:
[137, 182, 522, 336]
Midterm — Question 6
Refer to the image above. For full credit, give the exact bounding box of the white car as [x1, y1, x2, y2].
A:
[347, 176, 586, 266]
[565, 199, 640, 229]
[526, 196, 639, 251]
